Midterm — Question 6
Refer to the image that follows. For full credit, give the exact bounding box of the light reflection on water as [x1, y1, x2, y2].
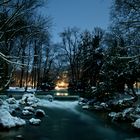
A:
[55, 92, 69, 96]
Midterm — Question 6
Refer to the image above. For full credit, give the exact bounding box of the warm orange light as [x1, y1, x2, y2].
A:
[55, 81, 68, 90]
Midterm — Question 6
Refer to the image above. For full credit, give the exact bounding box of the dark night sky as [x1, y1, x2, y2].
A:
[43, 0, 112, 42]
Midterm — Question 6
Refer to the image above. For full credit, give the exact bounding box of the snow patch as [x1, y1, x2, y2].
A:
[22, 106, 34, 115]
[132, 119, 140, 129]
[29, 118, 41, 125]
[6, 97, 17, 104]
[24, 106, 34, 112]
[7, 87, 36, 92]
[20, 93, 38, 105]
[82, 105, 90, 110]
[22, 110, 33, 115]
[0, 109, 26, 128]
[122, 108, 134, 117]
[108, 112, 117, 118]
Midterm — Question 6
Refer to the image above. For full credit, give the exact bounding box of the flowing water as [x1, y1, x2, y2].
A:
[0, 89, 140, 140]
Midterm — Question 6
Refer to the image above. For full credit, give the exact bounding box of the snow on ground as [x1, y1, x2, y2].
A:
[0, 108, 26, 128]
[0, 98, 26, 128]
[6, 97, 17, 104]
[1, 98, 20, 114]
[132, 119, 140, 129]
[7, 87, 37, 92]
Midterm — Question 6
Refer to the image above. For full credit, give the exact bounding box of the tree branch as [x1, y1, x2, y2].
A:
[0, 0, 11, 6]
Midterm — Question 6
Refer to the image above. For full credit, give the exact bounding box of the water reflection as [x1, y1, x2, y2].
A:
[55, 92, 69, 96]
[1, 90, 140, 140]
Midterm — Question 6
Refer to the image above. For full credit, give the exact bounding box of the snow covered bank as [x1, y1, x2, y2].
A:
[0, 98, 25, 128]
[79, 96, 140, 129]
[0, 108, 26, 128]
[0, 92, 76, 129]
[0, 93, 44, 129]
[7, 87, 37, 92]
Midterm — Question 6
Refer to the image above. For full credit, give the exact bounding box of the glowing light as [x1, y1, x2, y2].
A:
[56, 92, 68, 96]
[56, 93, 61, 96]
[64, 93, 68, 96]
[55, 86, 60, 90]
[55, 81, 69, 90]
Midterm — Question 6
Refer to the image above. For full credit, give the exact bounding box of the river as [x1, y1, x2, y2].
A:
[0, 89, 140, 140]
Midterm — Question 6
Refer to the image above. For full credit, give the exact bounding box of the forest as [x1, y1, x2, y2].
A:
[0, 0, 139, 101]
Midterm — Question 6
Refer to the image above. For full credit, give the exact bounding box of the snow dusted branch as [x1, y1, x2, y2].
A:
[117, 54, 140, 60]
[0, 4, 24, 31]
[0, 51, 40, 67]
[9, 25, 38, 39]
[0, 0, 11, 6]
[0, 52, 28, 66]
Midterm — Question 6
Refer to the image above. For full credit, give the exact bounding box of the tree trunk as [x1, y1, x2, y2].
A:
[19, 47, 25, 88]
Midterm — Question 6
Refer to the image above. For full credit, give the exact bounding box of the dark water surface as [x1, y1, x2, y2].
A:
[0, 90, 140, 140]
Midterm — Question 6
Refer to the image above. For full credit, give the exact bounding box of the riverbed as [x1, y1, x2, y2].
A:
[0, 90, 140, 140]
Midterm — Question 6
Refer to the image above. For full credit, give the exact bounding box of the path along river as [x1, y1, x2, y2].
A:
[0, 89, 140, 140]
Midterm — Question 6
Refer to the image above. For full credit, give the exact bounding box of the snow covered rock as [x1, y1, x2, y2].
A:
[93, 104, 104, 111]
[15, 135, 24, 140]
[82, 105, 90, 110]
[108, 112, 117, 118]
[100, 102, 108, 108]
[78, 98, 88, 105]
[87, 99, 97, 105]
[114, 97, 134, 107]
[132, 119, 140, 129]
[122, 108, 134, 117]
[110, 97, 135, 112]
[9, 104, 21, 114]
[111, 112, 123, 121]
[108, 108, 134, 122]
[46, 94, 53, 102]
[0, 109, 26, 128]
[22, 110, 33, 115]
[0, 100, 20, 114]
[20, 93, 38, 105]
[24, 106, 34, 112]
[35, 109, 46, 117]
[31, 103, 37, 108]
[29, 118, 41, 125]
[22, 106, 34, 115]
[6, 97, 17, 104]
[135, 107, 140, 114]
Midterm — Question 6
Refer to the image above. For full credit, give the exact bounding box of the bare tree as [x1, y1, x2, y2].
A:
[0, 0, 51, 90]
[60, 27, 80, 85]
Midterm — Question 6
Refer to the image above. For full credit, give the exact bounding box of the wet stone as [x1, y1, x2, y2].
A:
[15, 135, 24, 140]
[35, 109, 46, 117]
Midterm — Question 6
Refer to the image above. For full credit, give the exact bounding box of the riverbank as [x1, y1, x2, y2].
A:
[1, 92, 140, 140]
[0, 100, 140, 140]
